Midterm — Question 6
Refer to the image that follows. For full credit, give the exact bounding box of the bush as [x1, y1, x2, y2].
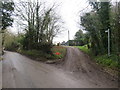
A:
[18, 46, 67, 61]
[5, 42, 19, 51]
[19, 50, 46, 58]
[40, 43, 52, 54]
[30, 42, 53, 54]
[19, 49, 55, 60]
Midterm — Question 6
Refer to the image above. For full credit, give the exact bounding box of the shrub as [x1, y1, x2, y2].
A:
[95, 54, 119, 70]
[5, 42, 19, 51]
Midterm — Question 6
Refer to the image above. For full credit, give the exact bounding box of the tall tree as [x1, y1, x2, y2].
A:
[1, 1, 14, 30]
[98, 2, 111, 50]
[83, 0, 111, 55]
[0, 1, 14, 54]
[15, 0, 63, 52]
[81, 12, 104, 55]
[74, 30, 84, 40]
[110, 2, 120, 55]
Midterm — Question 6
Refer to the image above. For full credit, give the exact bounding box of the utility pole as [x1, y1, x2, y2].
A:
[105, 29, 110, 56]
[68, 30, 70, 46]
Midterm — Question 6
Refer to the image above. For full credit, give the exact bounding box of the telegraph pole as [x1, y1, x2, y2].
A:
[68, 30, 70, 46]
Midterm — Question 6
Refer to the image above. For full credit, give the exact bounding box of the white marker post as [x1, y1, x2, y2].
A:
[105, 29, 110, 56]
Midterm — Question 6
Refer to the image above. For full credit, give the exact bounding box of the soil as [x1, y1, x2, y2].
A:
[53, 47, 119, 88]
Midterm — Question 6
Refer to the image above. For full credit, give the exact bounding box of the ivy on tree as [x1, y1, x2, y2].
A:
[1, 1, 14, 30]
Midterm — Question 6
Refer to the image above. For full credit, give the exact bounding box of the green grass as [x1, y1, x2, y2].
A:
[18, 50, 48, 61]
[18, 46, 67, 60]
[95, 54, 120, 70]
[75, 45, 90, 54]
[51, 46, 67, 59]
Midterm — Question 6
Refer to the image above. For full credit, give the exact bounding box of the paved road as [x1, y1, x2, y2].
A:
[0, 60, 2, 89]
[2, 50, 118, 88]
[2, 51, 90, 88]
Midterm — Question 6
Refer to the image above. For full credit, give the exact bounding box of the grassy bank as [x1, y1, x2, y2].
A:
[19, 50, 48, 61]
[18, 46, 66, 61]
[51, 46, 66, 59]
[95, 54, 119, 70]
[75, 45, 90, 54]
[75, 45, 119, 70]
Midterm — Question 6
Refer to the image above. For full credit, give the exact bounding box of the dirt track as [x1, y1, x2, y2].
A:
[55, 47, 118, 88]
[2, 47, 118, 88]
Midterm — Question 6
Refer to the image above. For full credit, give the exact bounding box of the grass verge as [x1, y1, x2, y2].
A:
[75, 45, 90, 54]
[51, 46, 67, 59]
[95, 54, 120, 70]
[18, 46, 67, 61]
[18, 50, 48, 61]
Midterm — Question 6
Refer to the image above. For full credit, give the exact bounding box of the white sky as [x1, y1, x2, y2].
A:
[10, 0, 91, 43]
[9, 0, 120, 43]
[51, 0, 91, 43]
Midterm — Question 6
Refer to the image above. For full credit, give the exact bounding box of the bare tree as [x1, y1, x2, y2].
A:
[14, 0, 63, 50]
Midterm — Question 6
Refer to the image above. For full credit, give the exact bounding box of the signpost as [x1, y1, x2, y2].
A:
[105, 29, 110, 56]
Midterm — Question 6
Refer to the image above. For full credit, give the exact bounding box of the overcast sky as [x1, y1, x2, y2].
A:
[9, 0, 120, 43]
[10, 0, 91, 43]
[51, 0, 91, 43]
[45, 0, 91, 43]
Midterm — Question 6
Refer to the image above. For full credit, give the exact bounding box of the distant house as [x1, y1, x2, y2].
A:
[68, 40, 84, 46]
[61, 41, 66, 45]
[61, 40, 84, 46]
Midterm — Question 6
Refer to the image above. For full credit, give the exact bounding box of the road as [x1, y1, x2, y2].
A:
[0, 60, 2, 89]
[2, 48, 118, 88]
